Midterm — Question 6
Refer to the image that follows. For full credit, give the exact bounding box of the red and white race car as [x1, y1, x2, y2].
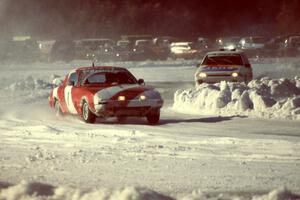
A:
[49, 66, 163, 124]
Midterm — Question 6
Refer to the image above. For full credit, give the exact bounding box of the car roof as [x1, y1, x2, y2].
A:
[75, 66, 127, 72]
[206, 50, 245, 55]
[171, 42, 192, 46]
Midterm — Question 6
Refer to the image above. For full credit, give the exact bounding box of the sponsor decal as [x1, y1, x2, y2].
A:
[201, 65, 238, 71]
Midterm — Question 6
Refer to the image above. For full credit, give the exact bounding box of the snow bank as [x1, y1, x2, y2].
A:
[0, 181, 173, 200]
[0, 75, 60, 113]
[0, 181, 299, 200]
[5, 76, 55, 91]
[173, 77, 300, 120]
[182, 187, 299, 200]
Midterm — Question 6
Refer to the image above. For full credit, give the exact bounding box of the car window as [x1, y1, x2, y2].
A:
[68, 72, 78, 85]
[202, 55, 243, 65]
[106, 72, 137, 84]
[85, 73, 106, 84]
[81, 70, 138, 85]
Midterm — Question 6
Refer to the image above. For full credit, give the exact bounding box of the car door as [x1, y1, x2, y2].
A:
[64, 72, 79, 114]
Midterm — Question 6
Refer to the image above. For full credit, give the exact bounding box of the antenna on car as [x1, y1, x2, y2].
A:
[92, 61, 95, 68]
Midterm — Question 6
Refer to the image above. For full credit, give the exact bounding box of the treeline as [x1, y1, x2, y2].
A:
[0, 0, 299, 40]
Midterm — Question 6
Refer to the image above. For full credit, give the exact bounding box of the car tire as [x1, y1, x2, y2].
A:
[82, 101, 96, 123]
[146, 110, 160, 124]
[55, 100, 64, 117]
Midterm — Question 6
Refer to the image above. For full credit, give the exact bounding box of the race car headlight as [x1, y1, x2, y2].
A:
[231, 72, 239, 77]
[198, 72, 207, 78]
[118, 96, 126, 101]
[116, 53, 120, 57]
[139, 95, 146, 101]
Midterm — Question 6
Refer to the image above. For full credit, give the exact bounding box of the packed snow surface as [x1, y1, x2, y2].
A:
[174, 77, 300, 120]
[0, 58, 300, 198]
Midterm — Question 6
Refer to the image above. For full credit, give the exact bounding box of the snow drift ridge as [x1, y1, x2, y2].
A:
[173, 77, 300, 120]
[0, 181, 299, 200]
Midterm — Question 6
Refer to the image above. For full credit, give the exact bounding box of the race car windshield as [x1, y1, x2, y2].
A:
[81, 70, 138, 85]
[202, 55, 243, 65]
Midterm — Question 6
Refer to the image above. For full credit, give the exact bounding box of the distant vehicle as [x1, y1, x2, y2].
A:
[50, 40, 76, 62]
[121, 35, 153, 43]
[170, 42, 199, 59]
[281, 35, 300, 57]
[239, 36, 268, 57]
[194, 50, 253, 86]
[216, 37, 241, 50]
[113, 40, 134, 61]
[260, 36, 285, 57]
[76, 38, 115, 61]
[194, 37, 215, 57]
[7, 37, 40, 63]
[132, 39, 157, 60]
[153, 36, 180, 48]
[152, 37, 178, 60]
[37, 40, 55, 61]
[239, 36, 267, 50]
[49, 66, 163, 124]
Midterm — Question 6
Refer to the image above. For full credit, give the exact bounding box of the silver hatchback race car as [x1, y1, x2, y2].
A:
[195, 50, 253, 86]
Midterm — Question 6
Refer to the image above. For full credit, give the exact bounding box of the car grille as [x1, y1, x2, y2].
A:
[207, 74, 231, 77]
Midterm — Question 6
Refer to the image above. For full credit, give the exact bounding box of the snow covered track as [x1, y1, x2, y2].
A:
[1, 59, 300, 197]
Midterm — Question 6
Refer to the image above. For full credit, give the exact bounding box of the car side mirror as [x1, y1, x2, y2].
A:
[245, 64, 251, 68]
[196, 63, 201, 68]
[138, 79, 145, 85]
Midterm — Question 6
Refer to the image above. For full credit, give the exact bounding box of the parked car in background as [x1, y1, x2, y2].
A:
[153, 36, 180, 59]
[194, 50, 252, 86]
[239, 36, 268, 57]
[114, 40, 133, 61]
[76, 38, 115, 61]
[170, 42, 199, 59]
[50, 40, 76, 62]
[132, 39, 157, 61]
[49, 66, 163, 124]
[37, 40, 55, 61]
[259, 36, 285, 57]
[7, 36, 40, 63]
[280, 35, 300, 57]
[153, 36, 179, 48]
[194, 37, 215, 57]
[216, 36, 241, 50]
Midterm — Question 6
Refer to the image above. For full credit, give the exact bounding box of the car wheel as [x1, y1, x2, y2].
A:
[82, 101, 96, 123]
[55, 100, 64, 117]
[146, 110, 160, 124]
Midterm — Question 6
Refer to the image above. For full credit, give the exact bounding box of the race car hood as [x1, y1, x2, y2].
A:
[93, 84, 157, 102]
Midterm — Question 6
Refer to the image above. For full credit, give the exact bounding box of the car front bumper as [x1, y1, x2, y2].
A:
[195, 75, 244, 84]
[94, 99, 163, 117]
